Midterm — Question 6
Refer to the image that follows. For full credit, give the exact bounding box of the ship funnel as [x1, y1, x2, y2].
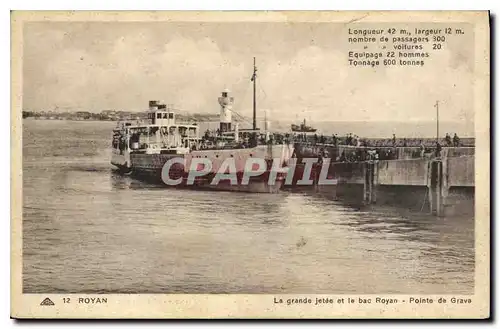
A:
[218, 89, 234, 132]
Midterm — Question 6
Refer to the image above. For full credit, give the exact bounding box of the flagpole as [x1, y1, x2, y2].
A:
[435, 100, 439, 143]
[252, 57, 257, 131]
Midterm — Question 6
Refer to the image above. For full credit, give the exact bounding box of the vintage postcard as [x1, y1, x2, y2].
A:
[11, 11, 490, 319]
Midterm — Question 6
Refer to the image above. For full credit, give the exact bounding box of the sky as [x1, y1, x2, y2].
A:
[23, 21, 474, 128]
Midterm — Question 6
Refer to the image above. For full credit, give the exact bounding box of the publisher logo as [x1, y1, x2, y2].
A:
[40, 297, 55, 306]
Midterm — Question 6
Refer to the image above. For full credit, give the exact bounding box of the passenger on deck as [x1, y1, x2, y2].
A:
[260, 134, 266, 145]
[345, 133, 351, 146]
[317, 149, 324, 163]
[435, 142, 442, 157]
[249, 133, 258, 148]
[339, 150, 346, 162]
[276, 134, 283, 144]
[332, 134, 338, 147]
[445, 133, 452, 146]
[453, 133, 460, 147]
[420, 141, 425, 157]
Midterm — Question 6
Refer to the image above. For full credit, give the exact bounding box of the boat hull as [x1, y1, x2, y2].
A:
[125, 144, 294, 193]
[129, 153, 184, 180]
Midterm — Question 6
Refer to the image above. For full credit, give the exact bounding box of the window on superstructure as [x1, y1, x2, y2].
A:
[157, 113, 161, 119]
[169, 113, 174, 119]
[222, 92, 228, 97]
[163, 113, 168, 119]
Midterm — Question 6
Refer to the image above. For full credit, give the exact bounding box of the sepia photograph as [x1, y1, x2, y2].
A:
[11, 10, 490, 319]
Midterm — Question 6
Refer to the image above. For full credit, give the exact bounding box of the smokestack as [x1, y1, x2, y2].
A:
[218, 89, 233, 132]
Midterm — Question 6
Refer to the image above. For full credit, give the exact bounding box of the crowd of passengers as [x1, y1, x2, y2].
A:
[201, 129, 466, 149]
[199, 129, 470, 163]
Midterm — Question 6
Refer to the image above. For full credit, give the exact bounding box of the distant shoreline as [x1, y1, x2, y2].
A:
[22, 118, 475, 143]
[23, 117, 118, 122]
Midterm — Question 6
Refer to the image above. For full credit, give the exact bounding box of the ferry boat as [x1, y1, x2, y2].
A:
[291, 118, 317, 133]
[111, 58, 295, 193]
[111, 100, 200, 178]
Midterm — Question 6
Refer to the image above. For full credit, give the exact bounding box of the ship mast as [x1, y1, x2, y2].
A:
[252, 57, 257, 130]
[435, 100, 439, 143]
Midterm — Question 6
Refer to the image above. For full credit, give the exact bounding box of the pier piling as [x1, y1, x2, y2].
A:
[363, 161, 378, 205]
[428, 159, 444, 216]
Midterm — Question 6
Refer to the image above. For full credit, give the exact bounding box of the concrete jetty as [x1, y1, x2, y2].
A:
[295, 144, 474, 217]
